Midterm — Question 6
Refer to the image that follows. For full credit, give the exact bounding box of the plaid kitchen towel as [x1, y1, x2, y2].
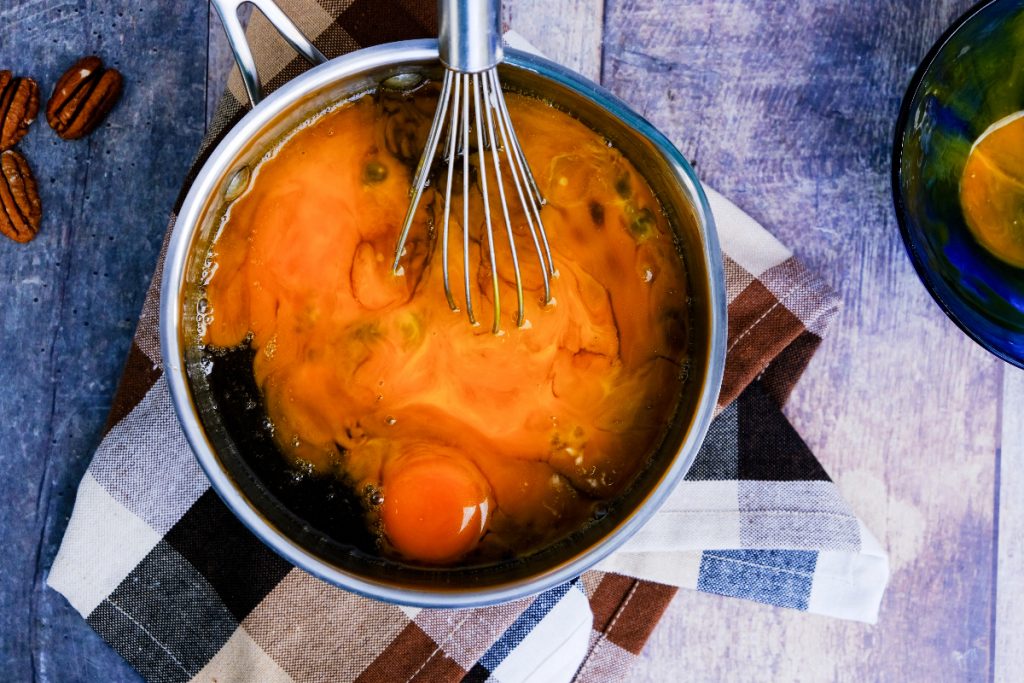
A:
[46, 1, 889, 682]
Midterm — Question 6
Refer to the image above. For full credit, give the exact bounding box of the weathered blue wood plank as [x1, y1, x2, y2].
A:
[600, 1, 1003, 681]
[0, 1, 209, 680]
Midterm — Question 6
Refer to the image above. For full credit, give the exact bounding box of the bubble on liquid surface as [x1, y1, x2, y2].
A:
[381, 72, 424, 92]
[195, 298, 214, 336]
[224, 165, 251, 202]
[290, 458, 314, 483]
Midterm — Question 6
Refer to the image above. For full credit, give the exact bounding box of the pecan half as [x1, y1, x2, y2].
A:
[46, 56, 123, 140]
[0, 71, 40, 150]
[0, 149, 42, 243]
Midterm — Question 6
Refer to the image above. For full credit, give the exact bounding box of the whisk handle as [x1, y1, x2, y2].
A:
[438, 0, 503, 73]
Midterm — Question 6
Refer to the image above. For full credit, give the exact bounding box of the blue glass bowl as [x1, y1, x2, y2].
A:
[893, 0, 1024, 368]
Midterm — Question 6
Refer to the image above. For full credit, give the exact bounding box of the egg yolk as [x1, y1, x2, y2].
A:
[960, 112, 1024, 268]
[381, 448, 492, 563]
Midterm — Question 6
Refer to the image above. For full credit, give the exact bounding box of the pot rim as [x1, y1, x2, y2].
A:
[160, 38, 727, 608]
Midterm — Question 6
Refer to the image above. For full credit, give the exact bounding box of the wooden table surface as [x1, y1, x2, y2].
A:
[1, 1, 1021, 681]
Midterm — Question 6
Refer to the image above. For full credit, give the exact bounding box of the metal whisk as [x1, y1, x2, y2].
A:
[391, 0, 555, 333]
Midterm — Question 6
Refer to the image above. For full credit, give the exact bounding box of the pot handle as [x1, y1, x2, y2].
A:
[211, 0, 328, 107]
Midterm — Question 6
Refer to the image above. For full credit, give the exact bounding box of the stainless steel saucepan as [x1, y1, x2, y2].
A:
[160, 0, 726, 608]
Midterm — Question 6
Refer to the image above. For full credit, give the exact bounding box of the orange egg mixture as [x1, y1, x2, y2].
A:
[961, 112, 1024, 268]
[203, 85, 691, 565]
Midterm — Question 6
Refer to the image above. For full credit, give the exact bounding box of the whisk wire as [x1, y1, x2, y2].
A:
[440, 74, 462, 312]
[460, 73, 476, 326]
[485, 69, 552, 306]
[393, 64, 555, 331]
[392, 70, 454, 275]
[480, 72, 526, 327]
[489, 71, 555, 280]
[471, 73, 503, 334]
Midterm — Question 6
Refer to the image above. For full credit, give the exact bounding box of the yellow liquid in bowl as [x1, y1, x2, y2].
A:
[960, 111, 1024, 268]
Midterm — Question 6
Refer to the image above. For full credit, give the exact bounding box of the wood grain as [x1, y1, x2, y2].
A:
[0, 1, 209, 681]
[502, 0, 603, 82]
[996, 367, 1024, 683]
[601, 1, 1003, 680]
